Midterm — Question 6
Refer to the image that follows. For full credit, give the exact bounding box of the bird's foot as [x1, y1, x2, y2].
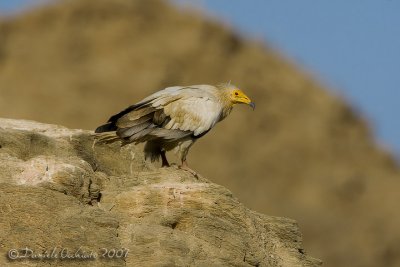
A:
[179, 161, 200, 179]
[161, 162, 170, 167]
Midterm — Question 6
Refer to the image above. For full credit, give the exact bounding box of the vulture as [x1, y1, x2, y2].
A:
[95, 83, 254, 173]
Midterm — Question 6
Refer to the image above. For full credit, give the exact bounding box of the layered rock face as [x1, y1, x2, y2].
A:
[0, 118, 321, 267]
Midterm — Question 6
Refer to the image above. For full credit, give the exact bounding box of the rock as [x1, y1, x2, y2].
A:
[0, 118, 321, 266]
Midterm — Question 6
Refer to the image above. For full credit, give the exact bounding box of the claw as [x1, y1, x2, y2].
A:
[179, 160, 199, 178]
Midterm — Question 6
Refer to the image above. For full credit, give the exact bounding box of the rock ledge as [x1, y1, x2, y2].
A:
[0, 118, 321, 266]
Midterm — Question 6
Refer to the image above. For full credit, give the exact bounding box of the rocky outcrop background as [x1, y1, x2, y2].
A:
[0, 118, 321, 266]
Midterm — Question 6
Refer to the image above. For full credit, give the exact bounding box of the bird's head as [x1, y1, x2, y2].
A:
[220, 84, 255, 110]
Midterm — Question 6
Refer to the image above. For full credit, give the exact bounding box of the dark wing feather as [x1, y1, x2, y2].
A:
[95, 99, 153, 133]
[95, 86, 218, 142]
[117, 122, 152, 138]
[116, 112, 153, 129]
[108, 99, 153, 123]
[96, 104, 191, 144]
[95, 122, 116, 133]
[148, 128, 191, 140]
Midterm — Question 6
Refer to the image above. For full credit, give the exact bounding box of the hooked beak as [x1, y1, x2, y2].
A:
[235, 91, 255, 110]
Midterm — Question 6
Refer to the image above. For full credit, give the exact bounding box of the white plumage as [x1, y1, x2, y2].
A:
[95, 84, 254, 171]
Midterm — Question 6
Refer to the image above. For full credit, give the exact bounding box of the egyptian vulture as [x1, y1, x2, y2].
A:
[95, 84, 254, 172]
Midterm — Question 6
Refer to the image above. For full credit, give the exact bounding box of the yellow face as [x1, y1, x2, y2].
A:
[230, 89, 255, 109]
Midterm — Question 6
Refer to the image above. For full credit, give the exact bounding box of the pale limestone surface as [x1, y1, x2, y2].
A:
[0, 118, 321, 266]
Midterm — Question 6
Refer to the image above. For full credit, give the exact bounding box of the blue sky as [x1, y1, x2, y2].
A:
[175, 0, 400, 156]
[1, 0, 400, 156]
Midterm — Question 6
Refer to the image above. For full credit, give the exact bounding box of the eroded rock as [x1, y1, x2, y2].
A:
[0, 118, 321, 266]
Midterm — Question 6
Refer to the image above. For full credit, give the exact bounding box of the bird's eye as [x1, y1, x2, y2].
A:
[234, 92, 239, 96]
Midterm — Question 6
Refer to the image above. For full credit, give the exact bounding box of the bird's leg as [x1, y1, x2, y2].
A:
[180, 159, 189, 168]
[180, 159, 194, 173]
[161, 150, 170, 167]
[177, 141, 200, 178]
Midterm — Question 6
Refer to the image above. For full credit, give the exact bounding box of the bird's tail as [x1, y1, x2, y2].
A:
[93, 132, 121, 144]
